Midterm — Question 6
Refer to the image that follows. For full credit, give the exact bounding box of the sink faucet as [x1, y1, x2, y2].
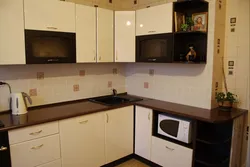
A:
[112, 89, 117, 96]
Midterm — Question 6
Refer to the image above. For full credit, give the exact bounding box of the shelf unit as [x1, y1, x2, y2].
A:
[173, 1, 209, 64]
[194, 121, 233, 167]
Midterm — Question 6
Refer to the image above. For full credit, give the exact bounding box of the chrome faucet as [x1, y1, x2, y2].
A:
[112, 89, 118, 96]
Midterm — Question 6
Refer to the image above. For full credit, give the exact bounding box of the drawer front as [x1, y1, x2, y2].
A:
[9, 122, 59, 144]
[151, 137, 193, 167]
[10, 134, 61, 167]
[37, 159, 61, 167]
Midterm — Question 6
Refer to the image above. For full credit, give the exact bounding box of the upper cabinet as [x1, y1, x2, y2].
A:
[24, 0, 75, 32]
[97, 8, 114, 62]
[0, 0, 25, 65]
[76, 5, 97, 63]
[115, 11, 135, 62]
[136, 3, 173, 36]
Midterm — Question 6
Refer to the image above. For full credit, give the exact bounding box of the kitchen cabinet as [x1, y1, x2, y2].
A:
[59, 113, 105, 167]
[151, 137, 193, 167]
[135, 106, 152, 160]
[36, 159, 61, 167]
[24, 0, 75, 32]
[0, 0, 25, 65]
[76, 5, 97, 63]
[8, 121, 59, 145]
[10, 134, 61, 167]
[97, 8, 114, 62]
[115, 11, 135, 62]
[105, 106, 134, 163]
[136, 3, 173, 36]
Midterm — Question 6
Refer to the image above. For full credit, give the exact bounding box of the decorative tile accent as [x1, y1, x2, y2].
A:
[108, 81, 112, 88]
[79, 70, 86, 76]
[113, 68, 118, 75]
[29, 89, 37, 96]
[37, 72, 44, 80]
[149, 69, 154, 76]
[144, 82, 149, 89]
[73, 84, 80, 92]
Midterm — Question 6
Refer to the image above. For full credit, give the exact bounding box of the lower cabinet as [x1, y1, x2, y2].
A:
[10, 134, 61, 167]
[59, 113, 105, 167]
[135, 106, 152, 160]
[36, 159, 61, 167]
[105, 106, 134, 163]
[151, 137, 193, 167]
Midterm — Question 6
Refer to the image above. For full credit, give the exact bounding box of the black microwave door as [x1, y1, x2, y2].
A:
[136, 33, 173, 63]
[25, 30, 76, 64]
[159, 119, 179, 137]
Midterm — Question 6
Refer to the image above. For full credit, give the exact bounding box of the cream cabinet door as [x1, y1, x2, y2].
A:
[136, 3, 173, 36]
[115, 11, 135, 62]
[151, 137, 193, 167]
[105, 106, 134, 163]
[36, 159, 61, 167]
[0, 0, 25, 65]
[76, 5, 97, 63]
[24, 0, 75, 32]
[135, 106, 152, 160]
[59, 113, 105, 167]
[97, 8, 114, 62]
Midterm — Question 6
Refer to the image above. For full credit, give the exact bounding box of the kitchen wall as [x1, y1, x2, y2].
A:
[0, 64, 126, 112]
[223, 0, 249, 111]
[126, 0, 217, 109]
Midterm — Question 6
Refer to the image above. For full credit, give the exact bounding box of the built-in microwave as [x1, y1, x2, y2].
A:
[25, 30, 76, 64]
[157, 114, 192, 144]
[136, 33, 173, 63]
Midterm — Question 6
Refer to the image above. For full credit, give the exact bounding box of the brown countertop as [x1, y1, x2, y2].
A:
[135, 99, 248, 123]
[0, 95, 247, 132]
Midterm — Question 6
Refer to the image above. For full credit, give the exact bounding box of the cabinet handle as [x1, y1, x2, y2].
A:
[47, 26, 58, 30]
[29, 130, 42, 136]
[94, 56, 96, 61]
[93, 49, 96, 61]
[0, 146, 8, 151]
[148, 113, 150, 120]
[106, 113, 109, 123]
[165, 146, 174, 151]
[148, 59, 156, 62]
[99, 56, 101, 61]
[116, 50, 118, 61]
[31, 144, 44, 150]
[148, 30, 156, 33]
[79, 120, 88, 124]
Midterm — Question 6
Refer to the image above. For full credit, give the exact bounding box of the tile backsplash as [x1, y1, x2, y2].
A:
[126, 63, 213, 109]
[0, 64, 125, 112]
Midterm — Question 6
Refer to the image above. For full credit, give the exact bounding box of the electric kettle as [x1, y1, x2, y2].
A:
[10, 92, 32, 115]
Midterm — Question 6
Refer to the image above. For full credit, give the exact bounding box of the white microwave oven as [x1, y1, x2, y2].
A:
[157, 114, 192, 144]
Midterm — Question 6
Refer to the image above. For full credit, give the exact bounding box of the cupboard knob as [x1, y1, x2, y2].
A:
[47, 27, 58, 30]
[79, 120, 88, 124]
[0, 146, 8, 151]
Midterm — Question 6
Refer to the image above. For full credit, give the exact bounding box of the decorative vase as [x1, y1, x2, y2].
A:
[186, 46, 197, 62]
[218, 100, 233, 111]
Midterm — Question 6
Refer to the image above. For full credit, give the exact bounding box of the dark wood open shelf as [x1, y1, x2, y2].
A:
[195, 158, 229, 167]
[174, 31, 207, 35]
[196, 137, 231, 145]
[173, 1, 208, 65]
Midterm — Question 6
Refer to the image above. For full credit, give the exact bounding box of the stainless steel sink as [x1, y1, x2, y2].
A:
[89, 96, 142, 106]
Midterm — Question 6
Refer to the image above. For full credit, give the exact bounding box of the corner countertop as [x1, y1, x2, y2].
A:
[0, 94, 247, 132]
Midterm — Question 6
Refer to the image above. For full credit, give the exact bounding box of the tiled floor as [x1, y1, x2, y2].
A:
[115, 159, 150, 167]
